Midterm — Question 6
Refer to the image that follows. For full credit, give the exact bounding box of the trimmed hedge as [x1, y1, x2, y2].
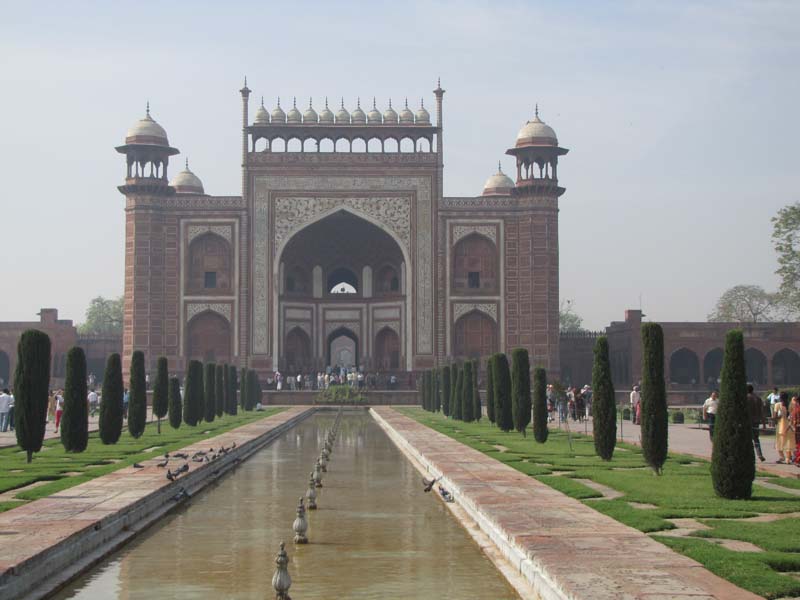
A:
[472, 360, 481, 421]
[127, 351, 147, 439]
[532, 367, 548, 443]
[204, 363, 216, 423]
[591, 336, 616, 460]
[99, 353, 124, 444]
[486, 356, 496, 424]
[184, 360, 203, 426]
[441, 366, 451, 416]
[453, 364, 464, 420]
[493, 353, 513, 432]
[152, 356, 169, 434]
[168, 376, 182, 429]
[214, 364, 225, 417]
[641, 323, 668, 474]
[61, 346, 88, 452]
[13, 330, 51, 463]
[511, 349, 531, 436]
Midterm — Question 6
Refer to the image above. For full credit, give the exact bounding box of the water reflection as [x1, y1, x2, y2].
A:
[53, 412, 519, 599]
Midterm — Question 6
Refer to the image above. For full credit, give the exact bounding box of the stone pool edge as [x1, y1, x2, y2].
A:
[0, 406, 314, 600]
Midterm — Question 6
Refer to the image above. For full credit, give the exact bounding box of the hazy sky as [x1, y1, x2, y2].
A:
[2, 1, 798, 330]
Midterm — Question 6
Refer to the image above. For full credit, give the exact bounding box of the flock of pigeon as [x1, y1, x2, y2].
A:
[130, 441, 240, 485]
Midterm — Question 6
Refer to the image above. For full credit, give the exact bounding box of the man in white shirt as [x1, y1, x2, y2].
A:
[703, 391, 719, 441]
[630, 386, 641, 424]
[87, 389, 99, 417]
[0, 389, 11, 432]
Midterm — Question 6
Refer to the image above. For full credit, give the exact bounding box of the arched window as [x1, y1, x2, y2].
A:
[335, 138, 349, 152]
[327, 267, 358, 294]
[254, 137, 268, 152]
[375, 327, 400, 369]
[400, 137, 414, 153]
[271, 138, 286, 152]
[703, 348, 724, 386]
[284, 327, 312, 373]
[187, 311, 231, 364]
[453, 310, 497, 359]
[773, 349, 800, 385]
[187, 233, 232, 295]
[375, 264, 400, 296]
[669, 348, 700, 384]
[318, 138, 334, 153]
[745, 348, 768, 385]
[417, 138, 431, 152]
[351, 138, 366, 153]
[452, 234, 498, 294]
[303, 138, 317, 152]
[367, 138, 382, 153]
[384, 138, 399, 153]
[287, 138, 302, 152]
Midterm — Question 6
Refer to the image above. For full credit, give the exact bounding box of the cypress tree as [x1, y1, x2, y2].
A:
[222, 364, 231, 416]
[204, 363, 216, 423]
[434, 369, 441, 412]
[184, 360, 203, 426]
[591, 337, 616, 460]
[247, 369, 261, 410]
[494, 353, 513, 432]
[532, 367, 549, 444]
[641, 323, 668, 474]
[128, 351, 147, 439]
[14, 330, 51, 463]
[511, 349, 531, 436]
[152, 356, 169, 434]
[61, 346, 88, 452]
[168, 376, 182, 429]
[441, 365, 451, 416]
[453, 364, 464, 420]
[215, 364, 225, 417]
[462, 361, 474, 422]
[711, 330, 755, 499]
[99, 353, 123, 445]
[450, 363, 460, 418]
[423, 371, 431, 411]
[472, 360, 481, 421]
[419, 372, 426, 409]
[228, 365, 238, 415]
[486, 356, 496, 424]
[240, 367, 248, 410]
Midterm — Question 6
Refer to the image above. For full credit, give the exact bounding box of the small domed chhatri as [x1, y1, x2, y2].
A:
[319, 98, 334, 124]
[515, 105, 558, 147]
[415, 99, 430, 125]
[287, 98, 302, 123]
[351, 99, 366, 124]
[399, 99, 415, 124]
[170, 159, 204, 194]
[383, 100, 398, 124]
[303, 99, 318, 124]
[367, 98, 382, 124]
[482, 162, 514, 196]
[125, 103, 169, 146]
[254, 97, 270, 125]
[271, 98, 287, 123]
[336, 99, 350, 124]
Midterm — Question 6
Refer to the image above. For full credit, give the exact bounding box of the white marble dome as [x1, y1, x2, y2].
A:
[399, 99, 415, 124]
[303, 99, 318, 123]
[415, 100, 430, 124]
[286, 98, 302, 123]
[271, 98, 286, 123]
[383, 100, 398, 124]
[319, 98, 334, 123]
[351, 99, 366, 124]
[482, 163, 514, 196]
[515, 107, 558, 146]
[367, 99, 382, 124]
[336, 99, 350, 124]
[254, 98, 270, 125]
[125, 106, 169, 145]
[170, 159, 204, 194]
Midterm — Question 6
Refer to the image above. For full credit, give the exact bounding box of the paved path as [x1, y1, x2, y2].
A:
[373, 407, 760, 600]
[557, 417, 799, 478]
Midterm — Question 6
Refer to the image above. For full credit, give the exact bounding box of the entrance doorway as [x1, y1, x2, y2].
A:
[327, 328, 358, 369]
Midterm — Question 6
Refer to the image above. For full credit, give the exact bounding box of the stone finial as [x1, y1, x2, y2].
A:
[306, 473, 317, 509]
[293, 497, 308, 544]
[535, 103, 539, 118]
[146, 100, 150, 116]
[272, 541, 292, 599]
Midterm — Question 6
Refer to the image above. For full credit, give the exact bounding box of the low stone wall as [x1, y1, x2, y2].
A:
[263, 390, 419, 405]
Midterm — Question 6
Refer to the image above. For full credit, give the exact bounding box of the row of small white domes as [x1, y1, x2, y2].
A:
[254, 97, 430, 126]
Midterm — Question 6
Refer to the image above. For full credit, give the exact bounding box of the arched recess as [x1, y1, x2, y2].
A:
[285, 265, 310, 295]
[453, 310, 497, 360]
[669, 348, 700, 384]
[187, 311, 231, 364]
[327, 327, 358, 369]
[367, 138, 382, 153]
[745, 348, 768, 385]
[335, 138, 349, 152]
[374, 327, 400, 369]
[452, 233, 498, 294]
[375, 264, 400, 296]
[254, 138, 268, 152]
[272, 138, 286, 152]
[773, 348, 800, 385]
[703, 348, 724, 386]
[327, 267, 359, 294]
[287, 138, 302, 152]
[303, 138, 317, 152]
[351, 138, 366, 152]
[400, 137, 414, 153]
[384, 138, 399, 153]
[284, 327, 312, 373]
[0, 350, 9, 386]
[417, 138, 431, 152]
[318, 138, 334, 153]
[187, 232, 232, 295]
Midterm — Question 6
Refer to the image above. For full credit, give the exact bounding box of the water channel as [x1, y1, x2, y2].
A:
[53, 411, 519, 599]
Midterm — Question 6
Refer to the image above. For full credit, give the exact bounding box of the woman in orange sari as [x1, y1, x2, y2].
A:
[773, 393, 793, 463]
[791, 396, 800, 466]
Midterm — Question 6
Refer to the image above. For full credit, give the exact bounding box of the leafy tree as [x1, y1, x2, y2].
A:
[773, 203, 800, 315]
[240, 368, 248, 410]
[453, 364, 464, 420]
[128, 351, 147, 439]
[215, 364, 225, 417]
[493, 353, 513, 432]
[441, 365, 451, 416]
[472, 360, 481, 421]
[168, 376, 182, 429]
[559, 299, 584, 332]
[511, 349, 531, 436]
[641, 323, 668, 474]
[99, 353, 123, 444]
[532, 367, 548, 444]
[462, 361, 474, 422]
[228, 365, 238, 415]
[485, 356, 496, 424]
[184, 360, 203, 426]
[591, 337, 616, 459]
[711, 330, 755, 499]
[61, 347, 88, 452]
[707, 285, 782, 323]
[152, 357, 169, 434]
[14, 330, 51, 463]
[77, 296, 124, 335]
[204, 363, 216, 423]
[450, 363, 460, 419]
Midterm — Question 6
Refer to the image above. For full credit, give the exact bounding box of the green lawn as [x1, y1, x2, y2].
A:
[0, 409, 283, 510]
[400, 408, 800, 599]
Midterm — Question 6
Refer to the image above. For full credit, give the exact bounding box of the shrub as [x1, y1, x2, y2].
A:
[486, 356, 496, 424]
[183, 360, 203, 426]
[215, 364, 225, 417]
[510, 349, 531, 436]
[672, 411, 685, 424]
[711, 330, 755, 499]
[61, 347, 88, 452]
[462, 361, 474, 422]
[13, 330, 51, 462]
[641, 323, 668, 474]
[453, 364, 464, 420]
[99, 353, 123, 444]
[472, 360, 481, 421]
[128, 351, 147, 439]
[441, 365, 451, 416]
[152, 357, 169, 433]
[532, 367, 548, 443]
[493, 353, 513, 432]
[204, 363, 216, 423]
[591, 337, 616, 460]
[168, 376, 182, 429]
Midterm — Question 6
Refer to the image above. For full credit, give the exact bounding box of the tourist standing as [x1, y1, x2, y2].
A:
[746, 385, 766, 462]
[0, 388, 11, 432]
[702, 391, 719, 441]
[88, 388, 99, 417]
[773, 393, 793, 463]
[791, 397, 800, 465]
[123, 388, 130, 418]
[630, 386, 641, 424]
[54, 390, 64, 433]
[582, 385, 593, 419]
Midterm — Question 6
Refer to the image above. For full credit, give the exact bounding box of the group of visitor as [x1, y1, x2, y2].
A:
[266, 368, 401, 391]
[0, 388, 14, 432]
[545, 384, 593, 423]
